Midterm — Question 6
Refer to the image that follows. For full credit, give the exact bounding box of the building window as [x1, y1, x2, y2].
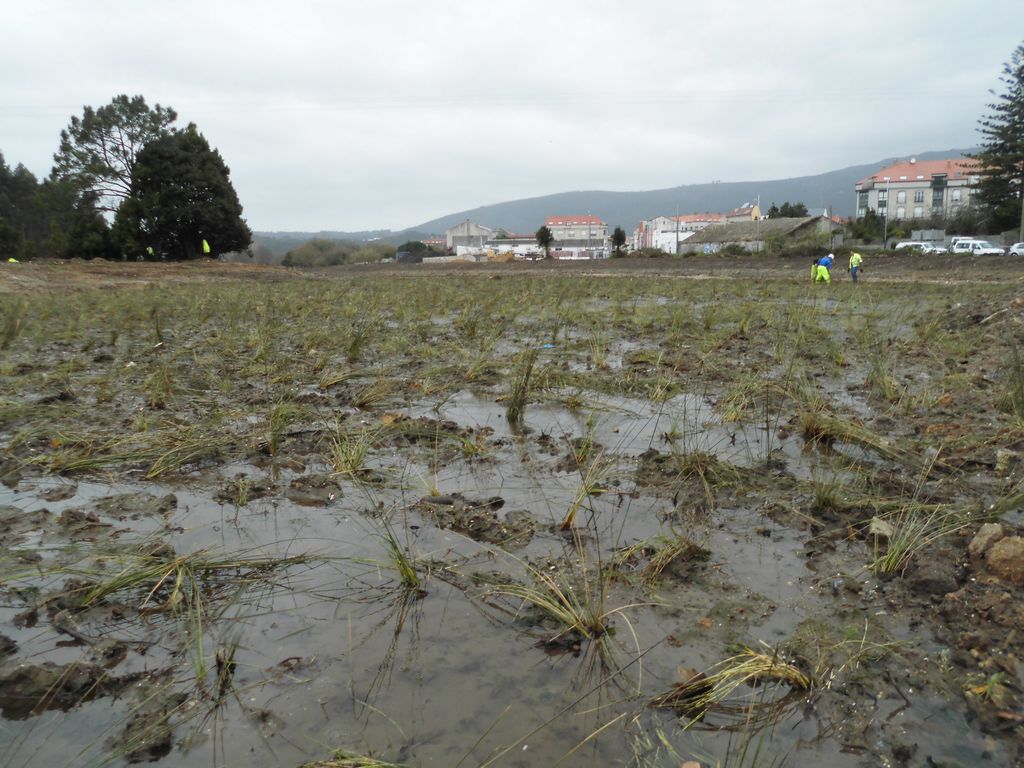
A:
[913, 206, 924, 218]
[858, 191, 869, 209]
[896, 191, 906, 203]
[895, 206, 905, 219]
[914, 191, 924, 203]
[878, 189, 888, 201]
[932, 189, 944, 205]
[857, 207, 866, 218]
[951, 189, 962, 202]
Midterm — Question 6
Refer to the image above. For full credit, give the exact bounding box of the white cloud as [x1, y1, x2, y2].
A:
[2, 1, 1019, 230]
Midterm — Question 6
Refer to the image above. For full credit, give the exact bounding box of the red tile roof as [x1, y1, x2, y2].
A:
[726, 205, 756, 217]
[858, 158, 979, 185]
[673, 213, 723, 223]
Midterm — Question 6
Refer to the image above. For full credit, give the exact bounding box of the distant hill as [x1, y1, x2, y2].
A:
[253, 148, 975, 250]
[407, 148, 977, 235]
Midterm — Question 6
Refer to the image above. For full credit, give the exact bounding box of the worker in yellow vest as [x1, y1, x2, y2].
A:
[848, 252, 863, 282]
[202, 238, 211, 256]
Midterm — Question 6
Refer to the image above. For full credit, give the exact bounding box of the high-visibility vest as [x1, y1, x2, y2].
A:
[202, 239, 211, 254]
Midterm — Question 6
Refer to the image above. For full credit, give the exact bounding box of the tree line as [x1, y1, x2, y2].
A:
[1, 95, 251, 261]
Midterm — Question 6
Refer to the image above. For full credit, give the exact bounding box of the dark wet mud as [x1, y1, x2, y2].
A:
[1, 259, 1023, 766]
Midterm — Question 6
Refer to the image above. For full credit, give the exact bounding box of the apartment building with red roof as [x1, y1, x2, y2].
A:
[544, 215, 608, 248]
[854, 157, 980, 221]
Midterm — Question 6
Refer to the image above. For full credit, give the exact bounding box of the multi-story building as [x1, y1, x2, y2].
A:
[725, 203, 761, 223]
[544, 215, 608, 249]
[445, 220, 494, 251]
[633, 213, 723, 252]
[854, 157, 979, 221]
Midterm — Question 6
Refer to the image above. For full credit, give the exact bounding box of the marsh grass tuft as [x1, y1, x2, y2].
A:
[650, 644, 810, 720]
[301, 749, 409, 768]
[1, 296, 28, 350]
[506, 348, 539, 425]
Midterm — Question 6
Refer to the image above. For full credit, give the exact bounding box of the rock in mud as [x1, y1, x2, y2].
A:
[40, 482, 78, 502]
[0, 660, 139, 719]
[905, 560, 958, 596]
[109, 687, 188, 763]
[0, 504, 52, 547]
[58, 507, 112, 539]
[969, 523, 1005, 559]
[995, 448, 1022, 474]
[414, 493, 534, 547]
[0, 633, 17, 658]
[0, 461, 22, 489]
[93, 493, 177, 520]
[986, 536, 1024, 585]
[287, 474, 341, 506]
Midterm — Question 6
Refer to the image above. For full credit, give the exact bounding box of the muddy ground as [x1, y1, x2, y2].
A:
[1, 255, 1023, 767]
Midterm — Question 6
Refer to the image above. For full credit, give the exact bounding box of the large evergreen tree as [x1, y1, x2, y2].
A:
[53, 95, 177, 212]
[972, 42, 1024, 237]
[0, 152, 112, 260]
[611, 225, 626, 255]
[535, 225, 554, 259]
[114, 125, 251, 260]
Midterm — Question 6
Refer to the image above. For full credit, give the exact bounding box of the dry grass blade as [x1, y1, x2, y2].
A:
[301, 749, 408, 767]
[651, 645, 810, 719]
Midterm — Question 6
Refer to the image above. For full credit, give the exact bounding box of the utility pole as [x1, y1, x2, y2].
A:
[882, 177, 890, 246]
[1019, 190, 1024, 243]
[675, 205, 679, 254]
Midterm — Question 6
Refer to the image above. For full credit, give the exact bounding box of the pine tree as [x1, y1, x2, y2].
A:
[972, 42, 1024, 237]
[114, 125, 251, 260]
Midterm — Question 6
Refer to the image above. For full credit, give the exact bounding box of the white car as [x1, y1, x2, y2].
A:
[894, 241, 927, 251]
[953, 240, 1005, 256]
[1009, 242, 1024, 256]
[922, 244, 948, 254]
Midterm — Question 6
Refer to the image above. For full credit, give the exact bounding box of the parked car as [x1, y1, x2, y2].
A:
[894, 241, 928, 251]
[952, 240, 1005, 255]
[1009, 242, 1024, 256]
[922, 244, 948, 254]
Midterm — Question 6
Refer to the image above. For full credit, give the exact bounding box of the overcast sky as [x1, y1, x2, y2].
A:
[3, 2, 1020, 232]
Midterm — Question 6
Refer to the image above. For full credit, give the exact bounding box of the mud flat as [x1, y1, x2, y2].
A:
[1, 257, 1023, 766]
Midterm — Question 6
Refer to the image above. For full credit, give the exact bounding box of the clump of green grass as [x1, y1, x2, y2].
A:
[560, 452, 616, 530]
[378, 519, 422, 592]
[650, 644, 810, 718]
[301, 749, 408, 768]
[329, 423, 382, 478]
[997, 342, 1024, 422]
[144, 363, 176, 408]
[870, 505, 971, 575]
[614, 534, 710, 586]
[263, 401, 302, 455]
[506, 348, 538, 425]
[799, 408, 924, 472]
[1, 296, 29, 350]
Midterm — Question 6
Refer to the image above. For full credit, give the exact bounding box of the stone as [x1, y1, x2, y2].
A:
[995, 448, 1022, 473]
[905, 560, 958, 596]
[968, 523, 1005, 559]
[986, 536, 1024, 585]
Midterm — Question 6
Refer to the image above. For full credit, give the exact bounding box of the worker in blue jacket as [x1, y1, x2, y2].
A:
[814, 253, 835, 284]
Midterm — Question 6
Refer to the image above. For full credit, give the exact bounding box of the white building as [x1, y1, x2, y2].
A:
[545, 215, 608, 250]
[445, 220, 494, 251]
[632, 213, 723, 253]
[854, 158, 979, 221]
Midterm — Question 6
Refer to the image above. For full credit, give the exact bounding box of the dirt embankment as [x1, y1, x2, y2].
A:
[4, 253, 1024, 295]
